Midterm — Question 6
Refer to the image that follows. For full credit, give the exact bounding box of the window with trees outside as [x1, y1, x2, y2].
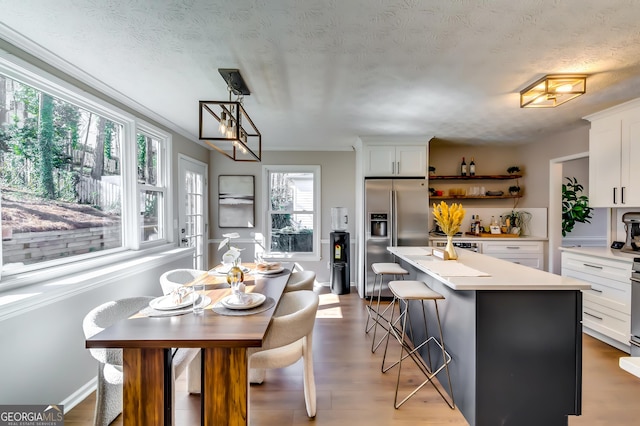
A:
[263, 165, 320, 260]
[136, 131, 166, 243]
[0, 58, 171, 277]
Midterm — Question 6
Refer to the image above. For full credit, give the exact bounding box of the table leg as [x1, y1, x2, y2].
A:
[123, 348, 166, 426]
[202, 347, 248, 426]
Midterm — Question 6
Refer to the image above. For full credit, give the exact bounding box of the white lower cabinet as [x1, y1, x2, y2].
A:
[482, 241, 544, 270]
[561, 251, 632, 352]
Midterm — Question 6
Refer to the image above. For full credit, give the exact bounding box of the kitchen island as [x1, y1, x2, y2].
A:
[387, 246, 591, 426]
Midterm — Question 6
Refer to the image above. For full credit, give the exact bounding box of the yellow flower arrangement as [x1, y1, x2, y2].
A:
[432, 201, 466, 236]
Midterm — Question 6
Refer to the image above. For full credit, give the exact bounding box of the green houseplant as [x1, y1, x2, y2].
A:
[562, 177, 593, 237]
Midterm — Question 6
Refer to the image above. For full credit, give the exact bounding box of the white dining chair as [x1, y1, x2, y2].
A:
[284, 270, 316, 292]
[247, 290, 320, 418]
[83, 296, 199, 426]
[159, 268, 206, 295]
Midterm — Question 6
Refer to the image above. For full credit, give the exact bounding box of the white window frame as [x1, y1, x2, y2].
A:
[262, 165, 321, 261]
[0, 48, 173, 281]
[130, 123, 173, 249]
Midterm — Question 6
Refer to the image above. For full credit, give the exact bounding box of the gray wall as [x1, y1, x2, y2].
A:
[517, 124, 591, 208]
[0, 251, 192, 406]
[431, 123, 591, 210]
[0, 39, 207, 408]
[209, 150, 356, 284]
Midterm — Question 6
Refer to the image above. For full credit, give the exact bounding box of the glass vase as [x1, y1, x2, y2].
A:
[226, 265, 245, 302]
[445, 235, 458, 260]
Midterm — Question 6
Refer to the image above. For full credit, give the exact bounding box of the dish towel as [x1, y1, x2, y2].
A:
[417, 260, 490, 277]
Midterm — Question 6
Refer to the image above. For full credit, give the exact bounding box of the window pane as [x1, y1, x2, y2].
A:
[270, 212, 314, 253]
[136, 134, 159, 185]
[268, 168, 316, 255]
[0, 74, 123, 268]
[269, 171, 313, 211]
[140, 190, 163, 242]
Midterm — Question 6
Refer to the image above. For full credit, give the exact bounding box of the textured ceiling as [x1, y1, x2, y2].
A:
[2, 0, 640, 151]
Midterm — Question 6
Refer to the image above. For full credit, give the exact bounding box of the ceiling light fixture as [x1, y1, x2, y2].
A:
[520, 74, 587, 108]
[199, 68, 261, 161]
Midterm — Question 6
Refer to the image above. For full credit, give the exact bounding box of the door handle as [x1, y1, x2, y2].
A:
[613, 187, 617, 204]
[622, 186, 626, 204]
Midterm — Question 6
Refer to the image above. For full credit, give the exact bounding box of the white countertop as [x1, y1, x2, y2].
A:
[559, 246, 638, 263]
[619, 357, 640, 379]
[388, 246, 591, 291]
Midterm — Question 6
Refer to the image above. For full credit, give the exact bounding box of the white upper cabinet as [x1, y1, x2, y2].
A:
[586, 99, 640, 207]
[363, 144, 426, 177]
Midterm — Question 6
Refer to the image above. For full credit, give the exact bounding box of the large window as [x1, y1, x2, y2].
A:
[0, 55, 171, 277]
[263, 165, 320, 260]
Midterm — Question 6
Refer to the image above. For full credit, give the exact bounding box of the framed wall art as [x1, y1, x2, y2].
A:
[218, 175, 255, 228]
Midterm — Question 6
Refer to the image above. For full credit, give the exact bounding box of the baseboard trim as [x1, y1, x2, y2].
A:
[583, 327, 630, 354]
[61, 377, 96, 413]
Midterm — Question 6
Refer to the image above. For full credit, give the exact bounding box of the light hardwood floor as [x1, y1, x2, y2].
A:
[66, 286, 640, 425]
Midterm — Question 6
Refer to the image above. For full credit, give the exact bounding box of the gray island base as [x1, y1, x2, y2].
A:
[387, 247, 591, 426]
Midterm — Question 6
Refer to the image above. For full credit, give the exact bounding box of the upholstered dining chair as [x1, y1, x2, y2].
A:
[82, 296, 199, 426]
[284, 270, 316, 292]
[159, 268, 206, 295]
[247, 290, 320, 418]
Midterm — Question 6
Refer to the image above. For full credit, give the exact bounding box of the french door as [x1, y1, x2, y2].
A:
[178, 155, 208, 270]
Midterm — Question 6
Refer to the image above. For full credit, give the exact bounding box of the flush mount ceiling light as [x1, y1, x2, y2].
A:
[520, 74, 587, 108]
[199, 68, 261, 162]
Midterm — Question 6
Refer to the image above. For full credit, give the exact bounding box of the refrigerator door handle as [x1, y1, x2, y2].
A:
[392, 190, 398, 246]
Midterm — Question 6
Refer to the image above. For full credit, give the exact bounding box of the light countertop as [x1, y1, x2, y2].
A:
[619, 357, 640, 379]
[388, 246, 591, 291]
[559, 246, 638, 263]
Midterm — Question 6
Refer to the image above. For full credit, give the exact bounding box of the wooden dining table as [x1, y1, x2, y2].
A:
[85, 263, 293, 426]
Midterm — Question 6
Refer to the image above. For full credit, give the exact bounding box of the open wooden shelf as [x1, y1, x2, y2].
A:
[429, 174, 522, 180]
[430, 195, 522, 200]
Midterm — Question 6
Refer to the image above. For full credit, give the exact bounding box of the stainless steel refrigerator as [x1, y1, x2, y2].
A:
[362, 178, 430, 297]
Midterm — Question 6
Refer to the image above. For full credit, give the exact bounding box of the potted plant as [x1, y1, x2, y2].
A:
[508, 185, 521, 195]
[507, 166, 521, 175]
[562, 177, 593, 237]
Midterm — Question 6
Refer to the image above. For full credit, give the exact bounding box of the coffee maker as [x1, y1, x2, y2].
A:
[622, 212, 640, 252]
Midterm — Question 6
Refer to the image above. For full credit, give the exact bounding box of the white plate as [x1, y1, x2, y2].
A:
[255, 266, 284, 275]
[220, 293, 266, 310]
[149, 293, 198, 310]
[209, 266, 251, 275]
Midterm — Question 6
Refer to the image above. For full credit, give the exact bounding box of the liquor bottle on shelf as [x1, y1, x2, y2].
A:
[469, 157, 476, 176]
[461, 157, 467, 176]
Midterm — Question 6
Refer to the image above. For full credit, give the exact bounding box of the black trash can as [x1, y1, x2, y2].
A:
[330, 231, 350, 295]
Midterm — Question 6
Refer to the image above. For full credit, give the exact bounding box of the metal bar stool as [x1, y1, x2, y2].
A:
[381, 280, 455, 409]
[365, 262, 408, 353]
